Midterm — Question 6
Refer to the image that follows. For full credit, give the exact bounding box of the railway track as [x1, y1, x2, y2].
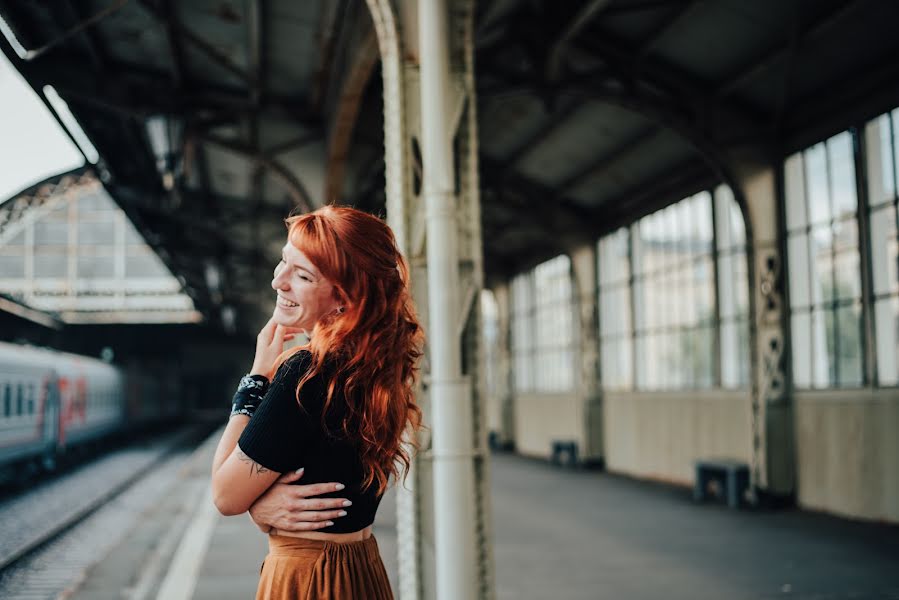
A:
[0, 424, 212, 598]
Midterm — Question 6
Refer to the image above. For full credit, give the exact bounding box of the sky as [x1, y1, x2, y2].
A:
[0, 51, 84, 202]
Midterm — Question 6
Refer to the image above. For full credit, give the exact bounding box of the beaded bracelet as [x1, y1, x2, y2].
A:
[230, 374, 270, 418]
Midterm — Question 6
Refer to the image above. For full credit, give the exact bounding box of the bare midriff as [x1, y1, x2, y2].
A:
[270, 524, 373, 543]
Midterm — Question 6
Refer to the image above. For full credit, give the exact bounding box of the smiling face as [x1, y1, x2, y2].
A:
[271, 242, 340, 334]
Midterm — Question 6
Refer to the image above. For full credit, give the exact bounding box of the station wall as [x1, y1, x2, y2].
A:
[486, 107, 899, 524]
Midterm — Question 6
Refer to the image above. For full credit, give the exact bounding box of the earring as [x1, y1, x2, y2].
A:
[337, 306, 345, 314]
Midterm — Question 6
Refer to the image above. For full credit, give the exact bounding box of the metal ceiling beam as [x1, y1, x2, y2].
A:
[715, 0, 865, 98]
[247, 0, 264, 108]
[555, 126, 661, 196]
[594, 159, 715, 234]
[500, 102, 581, 169]
[576, 33, 763, 133]
[198, 133, 313, 213]
[635, 0, 701, 59]
[138, 0, 253, 86]
[59, 0, 107, 70]
[160, 0, 187, 88]
[5, 0, 126, 62]
[264, 133, 320, 156]
[19, 57, 320, 131]
[545, 0, 614, 82]
[480, 156, 599, 246]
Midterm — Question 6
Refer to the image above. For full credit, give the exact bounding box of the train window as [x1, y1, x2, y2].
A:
[17, 383, 24, 416]
[3, 383, 9, 417]
[28, 383, 35, 415]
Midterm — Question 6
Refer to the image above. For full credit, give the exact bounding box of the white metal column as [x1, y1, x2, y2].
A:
[418, 1, 477, 598]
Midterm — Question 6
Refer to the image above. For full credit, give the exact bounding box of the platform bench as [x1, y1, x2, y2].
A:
[693, 459, 749, 509]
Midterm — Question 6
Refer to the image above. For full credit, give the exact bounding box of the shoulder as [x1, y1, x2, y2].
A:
[274, 349, 313, 379]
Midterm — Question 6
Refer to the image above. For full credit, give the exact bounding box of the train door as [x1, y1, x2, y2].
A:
[42, 373, 59, 468]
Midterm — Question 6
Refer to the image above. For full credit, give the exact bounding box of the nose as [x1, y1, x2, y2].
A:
[272, 264, 289, 290]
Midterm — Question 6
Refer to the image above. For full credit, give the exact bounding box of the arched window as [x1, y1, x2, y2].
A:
[597, 185, 750, 390]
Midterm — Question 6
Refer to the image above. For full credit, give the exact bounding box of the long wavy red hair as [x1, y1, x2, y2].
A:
[271, 205, 423, 495]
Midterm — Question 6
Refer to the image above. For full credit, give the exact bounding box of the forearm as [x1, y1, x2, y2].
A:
[249, 512, 273, 533]
[211, 415, 250, 476]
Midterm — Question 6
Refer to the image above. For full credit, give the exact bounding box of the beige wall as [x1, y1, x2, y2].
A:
[513, 392, 586, 458]
[603, 390, 752, 485]
[794, 389, 899, 522]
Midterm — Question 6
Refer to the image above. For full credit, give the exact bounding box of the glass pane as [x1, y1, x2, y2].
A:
[869, 204, 899, 296]
[719, 253, 736, 320]
[729, 198, 746, 247]
[602, 337, 633, 390]
[0, 255, 25, 278]
[599, 228, 630, 285]
[715, 185, 734, 249]
[676, 200, 693, 263]
[810, 308, 832, 388]
[664, 268, 679, 328]
[835, 303, 863, 387]
[721, 320, 739, 387]
[865, 114, 895, 207]
[832, 216, 858, 254]
[693, 192, 713, 252]
[77, 255, 115, 278]
[805, 143, 831, 225]
[788, 233, 811, 308]
[635, 335, 648, 388]
[827, 131, 857, 220]
[34, 253, 67, 278]
[663, 206, 679, 268]
[630, 222, 643, 275]
[633, 278, 646, 332]
[126, 253, 168, 278]
[733, 251, 749, 318]
[125, 226, 145, 245]
[875, 297, 899, 386]
[785, 152, 808, 231]
[833, 249, 861, 301]
[619, 337, 633, 389]
[34, 221, 69, 245]
[695, 257, 715, 325]
[6, 229, 25, 246]
[695, 326, 714, 388]
[77, 221, 115, 245]
[810, 225, 834, 304]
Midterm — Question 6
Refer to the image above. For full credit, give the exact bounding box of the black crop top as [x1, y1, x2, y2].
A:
[238, 350, 382, 533]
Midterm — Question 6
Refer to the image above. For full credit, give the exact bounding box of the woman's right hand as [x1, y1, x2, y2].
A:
[248, 469, 351, 532]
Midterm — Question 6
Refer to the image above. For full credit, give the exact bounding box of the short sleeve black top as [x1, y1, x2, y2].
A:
[238, 350, 382, 533]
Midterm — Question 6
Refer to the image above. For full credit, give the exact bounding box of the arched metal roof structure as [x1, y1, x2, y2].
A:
[2, 0, 898, 334]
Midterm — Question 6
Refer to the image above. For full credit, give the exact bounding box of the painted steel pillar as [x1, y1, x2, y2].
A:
[570, 244, 604, 464]
[367, 1, 494, 597]
[418, 1, 478, 599]
[737, 162, 794, 498]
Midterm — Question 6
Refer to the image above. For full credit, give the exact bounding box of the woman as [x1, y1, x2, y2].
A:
[211, 205, 423, 599]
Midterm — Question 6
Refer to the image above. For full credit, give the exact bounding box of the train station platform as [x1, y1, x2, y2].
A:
[65, 429, 899, 600]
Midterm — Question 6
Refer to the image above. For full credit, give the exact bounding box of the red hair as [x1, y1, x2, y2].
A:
[272, 205, 423, 494]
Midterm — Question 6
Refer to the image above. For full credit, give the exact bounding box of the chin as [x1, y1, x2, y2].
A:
[272, 309, 301, 327]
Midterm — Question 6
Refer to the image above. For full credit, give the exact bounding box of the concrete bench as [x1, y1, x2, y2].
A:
[693, 459, 749, 509]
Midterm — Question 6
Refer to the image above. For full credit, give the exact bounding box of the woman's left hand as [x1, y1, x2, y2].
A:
[250, 316, 302, 377]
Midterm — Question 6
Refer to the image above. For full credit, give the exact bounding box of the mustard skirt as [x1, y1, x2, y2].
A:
[256, 534, 393, 599]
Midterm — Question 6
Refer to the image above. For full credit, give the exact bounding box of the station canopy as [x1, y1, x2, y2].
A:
[0, 0, 897, 335]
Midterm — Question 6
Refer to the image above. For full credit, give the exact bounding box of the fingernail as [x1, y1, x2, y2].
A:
[342, 500, 352, 507]
[335, 483, 345, 491]
[295, 468, 304, 474]
[326, 521, 334, 526]
[338, 510, 347, 517]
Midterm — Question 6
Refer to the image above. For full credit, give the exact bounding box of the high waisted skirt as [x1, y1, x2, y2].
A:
[256, 534, 393, 599]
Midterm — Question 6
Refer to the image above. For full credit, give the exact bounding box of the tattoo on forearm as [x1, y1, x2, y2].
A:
[237, 450, 270, 477]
